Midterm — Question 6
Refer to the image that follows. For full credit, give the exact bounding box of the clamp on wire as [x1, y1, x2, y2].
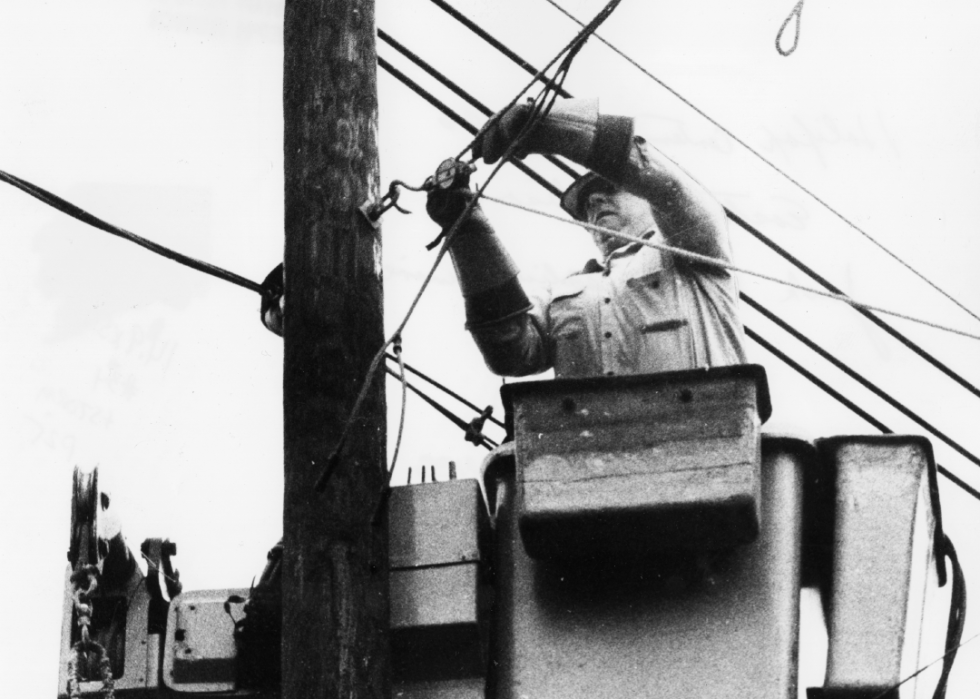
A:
[424, 158, 477, 192]
[465, 405, 495, 446]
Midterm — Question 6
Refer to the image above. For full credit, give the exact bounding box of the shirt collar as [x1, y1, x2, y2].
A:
[601, 227, 658, 266]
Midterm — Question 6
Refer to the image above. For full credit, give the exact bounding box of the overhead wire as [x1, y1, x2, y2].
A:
[384, 364, 498, 450]
[480, 194, 980, 342]
[378, 28, 582, 181]
[746, 327, 980, 502]
[434, 2, 980, 400]
[428, 0, 573, 99]
[729, 210, 980, 401]
[385, 352, 505, 429]
[482, 197, 980, 496]
[382, 63, 980, 502]
[868, 628, 977, 699]
[378, 56, 562, 197]
[0, 169, 262, 294]
[378, 40, 980, 343]
[741, 293, 980, 471]
[0, 161, 510, 460]
[537, 0, 980, 326]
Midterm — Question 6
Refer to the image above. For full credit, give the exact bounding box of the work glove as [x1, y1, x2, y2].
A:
[472, 99, 630, 180]
[425, 185, 483, 230]
[471, 102, 533, 164]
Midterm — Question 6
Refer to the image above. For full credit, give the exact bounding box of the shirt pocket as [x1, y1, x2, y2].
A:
[625, 270, 695, 373]
[548, 278, 594, 377]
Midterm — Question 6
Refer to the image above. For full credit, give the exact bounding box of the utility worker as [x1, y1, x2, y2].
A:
[426, 98, 747, 378]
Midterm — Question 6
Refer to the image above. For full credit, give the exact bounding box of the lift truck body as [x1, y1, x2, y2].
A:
[58, 366, 953, 698]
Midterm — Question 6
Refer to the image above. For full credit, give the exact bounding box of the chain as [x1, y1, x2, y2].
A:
[66, 565, 115, 699]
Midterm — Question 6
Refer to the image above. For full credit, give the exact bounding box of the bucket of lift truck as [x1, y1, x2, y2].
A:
[500, 364, 771, 561]
[481, 433, 811, 699]
[806, 435, 949, 699]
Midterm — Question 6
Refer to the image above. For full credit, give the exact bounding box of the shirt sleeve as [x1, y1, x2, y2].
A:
[468, 286, 554, 377]
[595, 116, 734, 268]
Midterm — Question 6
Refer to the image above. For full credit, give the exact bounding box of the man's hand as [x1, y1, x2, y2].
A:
[425, 186, 479, 229]
[472, 102, 532, 164]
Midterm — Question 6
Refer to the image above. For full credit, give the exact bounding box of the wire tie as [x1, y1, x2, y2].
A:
[465, 406, 494, 446]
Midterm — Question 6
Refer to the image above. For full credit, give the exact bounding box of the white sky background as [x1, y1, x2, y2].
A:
[1, 0, 979, 695]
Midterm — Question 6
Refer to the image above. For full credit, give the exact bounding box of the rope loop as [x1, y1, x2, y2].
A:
[776, 0, 806, 56]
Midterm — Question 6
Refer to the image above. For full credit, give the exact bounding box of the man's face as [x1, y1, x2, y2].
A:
[583, 186, 656, 256]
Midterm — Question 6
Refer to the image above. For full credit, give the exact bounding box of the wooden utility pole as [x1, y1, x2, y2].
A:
[282, 1, 388, 697]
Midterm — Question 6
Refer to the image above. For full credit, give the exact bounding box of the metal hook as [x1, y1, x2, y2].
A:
[359, 181, 415, 228]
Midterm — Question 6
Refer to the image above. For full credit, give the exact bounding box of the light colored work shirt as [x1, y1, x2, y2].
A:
[470, 127, 747, 378]
[530, 235, 745, 377]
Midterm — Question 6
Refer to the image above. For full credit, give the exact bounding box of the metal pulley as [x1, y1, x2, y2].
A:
[68, 467, 101, 570]
[426, 158, 476, 191]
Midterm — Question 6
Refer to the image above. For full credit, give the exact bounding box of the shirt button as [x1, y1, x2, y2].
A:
[604, 331, 612, 339]
[604, 297, 611, 304]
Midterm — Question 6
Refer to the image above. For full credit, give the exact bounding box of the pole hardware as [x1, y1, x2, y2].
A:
[359, 158, 477, 228]
[465, 405, 495, 446]
[359, 180, 413, 228]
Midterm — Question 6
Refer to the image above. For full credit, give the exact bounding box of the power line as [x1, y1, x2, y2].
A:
[729, 209, 980, 401]
[385, 362, 498, 450]
[428, 0, 573, 99]
[745, 326, 980, 503]
[377, 29, 582, 181]
[869, 630, 977, 699]
[480, 194, 980, 342]
[385, 352, 505, 429]
[0, 160, 522, 445]
[378, 56, 562, 197]
[538, 0, 980, 326]
[742, 292, 980, 471]
[0, 169, 263, 294]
